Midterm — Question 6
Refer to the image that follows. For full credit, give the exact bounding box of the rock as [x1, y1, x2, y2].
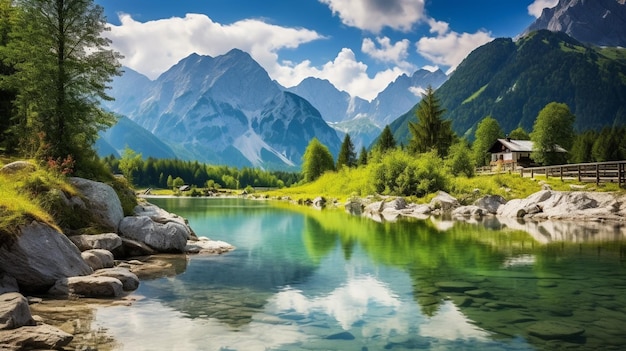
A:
[48, 276, 123, 298]
[185, 237, 235, 255]
[119, 216, 189, 253]
[344, 199, 363, 216]
[0, 221, 92, 292]
[69, 177, 124, 232]
[474, 195, 507, 214]
[497, 190, 553, 218]
[452, 205, 485, 219]
[0, 324, 73, 349]
[81, 249, 114, 270]
[0, 161, 36, 175]
[69, 233, 122, 252]
[0, 274, 18, 295]
[527, 321, 585, 340]
[0, 293, 35, 330]
[133, 202, 196, 238]
[383, 197, 407, 211]
[93, 267, 139, 291]
[116, 238, 157, 257]
[312, 196, 326, 209]
[429, 191, 460, 213]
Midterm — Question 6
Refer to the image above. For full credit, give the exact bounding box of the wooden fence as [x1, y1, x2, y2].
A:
[519, 161, 626, 186]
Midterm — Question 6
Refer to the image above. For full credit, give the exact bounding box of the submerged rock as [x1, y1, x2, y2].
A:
[527, 321, 585, 340]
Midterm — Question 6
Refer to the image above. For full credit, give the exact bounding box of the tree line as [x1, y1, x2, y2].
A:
[104, 150, 301, 190]
[300, 86, 625, 197]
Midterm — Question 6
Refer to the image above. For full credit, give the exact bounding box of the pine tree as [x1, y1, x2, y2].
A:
[336, 134, 356, 169]
[358, 146, 368, 166]
[408, 86, 455, 157]
[376, 125, 396, 153]
[6, 0, 122, 172]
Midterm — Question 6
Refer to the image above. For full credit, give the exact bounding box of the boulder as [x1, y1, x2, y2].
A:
[344, 199, 363, 216]
[119, 216, 189, 253]
[452, 205, 485, 219]
[69, 177, 124, 232]
[93, 267, 139, 291]
[312, 196, 326, 209]
[527, 321, 585, 340]
[429, 191, 460, 213]
[0, 221, 92, 292]
[81, 249, 114, 270]
[133, 202, 196, 238]
[115, 237, 157, 257]
[185, 237, 235, 255]
[382, 197, 408, 211]
[474, 195, 507, 214]
[48, 276, 123, 298]
[0, 293, 34, 330]
[0, 161, 36, 175]
[69, 233, 122, 252]
[497, 190, 553, 218]
[0, 324, 73, 349]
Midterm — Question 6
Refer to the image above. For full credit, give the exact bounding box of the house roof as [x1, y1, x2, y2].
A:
[488, 139, 567, 153]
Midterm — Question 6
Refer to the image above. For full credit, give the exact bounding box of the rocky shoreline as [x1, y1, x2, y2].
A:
[0, 173, 234, 350]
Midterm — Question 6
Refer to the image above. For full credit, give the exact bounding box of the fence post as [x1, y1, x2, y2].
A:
[578, 165, 581, 182]
[596, 163, 600, 185]
[560, 166, 563, 181]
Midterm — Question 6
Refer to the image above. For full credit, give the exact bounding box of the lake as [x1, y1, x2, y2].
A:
[95, 197, 626, 350]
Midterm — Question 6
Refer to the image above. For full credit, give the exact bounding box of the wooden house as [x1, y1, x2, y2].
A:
[487, 138, 567, 170]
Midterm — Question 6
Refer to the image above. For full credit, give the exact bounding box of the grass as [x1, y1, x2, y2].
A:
[462, 84, 488, 105]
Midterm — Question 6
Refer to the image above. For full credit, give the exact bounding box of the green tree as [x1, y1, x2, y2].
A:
[336, 134, 356, 169]
[172, 177, 185, 188]
[166, 175, 173, 188]
[302, 137, 335, 182]
[357, 146, 368, 166]
[508, 126, 529, 140]
[472, 116, 503, 167]
[446, 141, 475, 177]
[530, 102, 575, 165]
[118, 147, 142, 185]
[375, 125, 396, 153]
[408, 86, 455, 157]
[6, 0, 121, 172]
[569, 130, 597, 163]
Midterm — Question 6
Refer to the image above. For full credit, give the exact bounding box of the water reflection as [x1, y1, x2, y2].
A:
[94, 198, 626, 350]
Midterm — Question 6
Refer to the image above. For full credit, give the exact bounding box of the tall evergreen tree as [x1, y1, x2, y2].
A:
[336, 134, 356, 169]
[472, 116, 504, 167]
[6, 0, 121, 172]
[357, 146, 368, 166]
[376, 125, 396, 153]
[530, 102, 575, 166]
[408, 86, 455, 157]
[301, 138, 335, 182]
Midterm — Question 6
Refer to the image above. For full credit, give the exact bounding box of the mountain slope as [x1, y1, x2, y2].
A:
[522, 0, 626, 47]
[390, 30, 626, 144]
[105, 49, 341, 169]
[96, 116, 177, 159]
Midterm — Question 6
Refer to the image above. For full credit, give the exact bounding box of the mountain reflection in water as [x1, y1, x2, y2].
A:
[93, 198, 626, 351]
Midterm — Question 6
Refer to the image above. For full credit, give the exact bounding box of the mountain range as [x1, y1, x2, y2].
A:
[99, 0, 626, 169]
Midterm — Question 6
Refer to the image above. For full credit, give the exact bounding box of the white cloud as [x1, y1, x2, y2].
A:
[106, 13, 406, 101]
[276, 48, 408, 101]
[319, 0, 426, 33]
[527, 0, 559, 18]
[421, 65, 440, 73]
[416, 19, 493, 74]
[361, 37, 413, 70]
[107, 13, 324, 80]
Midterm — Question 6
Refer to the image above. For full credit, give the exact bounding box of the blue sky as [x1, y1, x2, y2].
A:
[95, 0, 559, 101]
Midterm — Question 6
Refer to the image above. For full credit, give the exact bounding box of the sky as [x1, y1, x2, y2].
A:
[95, 0, 559, 101]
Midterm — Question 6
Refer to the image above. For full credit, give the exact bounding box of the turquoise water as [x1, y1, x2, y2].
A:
[97, 198, 626, 350]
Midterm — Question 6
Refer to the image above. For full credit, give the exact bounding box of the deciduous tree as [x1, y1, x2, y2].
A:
[472, 116, 503, 167]
[530, 102, 575, 165]
[302, 137, 335, 182]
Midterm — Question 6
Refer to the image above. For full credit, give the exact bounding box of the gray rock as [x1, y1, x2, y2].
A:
[69, 233, 122, 252]
[429, 191, 460, 213]
[527, 321, 585, 340]
[93, 267, 139, 291]
[119, 216, 189, 253]
[49, 276, 123, 298]
[312, 196, 326, 209]
[133, 202, 196, 238]
[474, 195, 507, 214]
[0, 293, 34, 330]
[69, 177, 124, 232]
[0, 161, 36, 175]
[185, 237, 235, 255]
[116, 238, 157, 257]
[382, 197, 407, 211]
[81, 249, 114, 270]
[0, 221, 92, 292]
[0, 324, 73, 349]
[452, 205, 485, 219]
[344, 199, 363, 216]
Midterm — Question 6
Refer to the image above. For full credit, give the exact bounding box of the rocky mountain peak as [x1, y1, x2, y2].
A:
[522, 0, 626, 47]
